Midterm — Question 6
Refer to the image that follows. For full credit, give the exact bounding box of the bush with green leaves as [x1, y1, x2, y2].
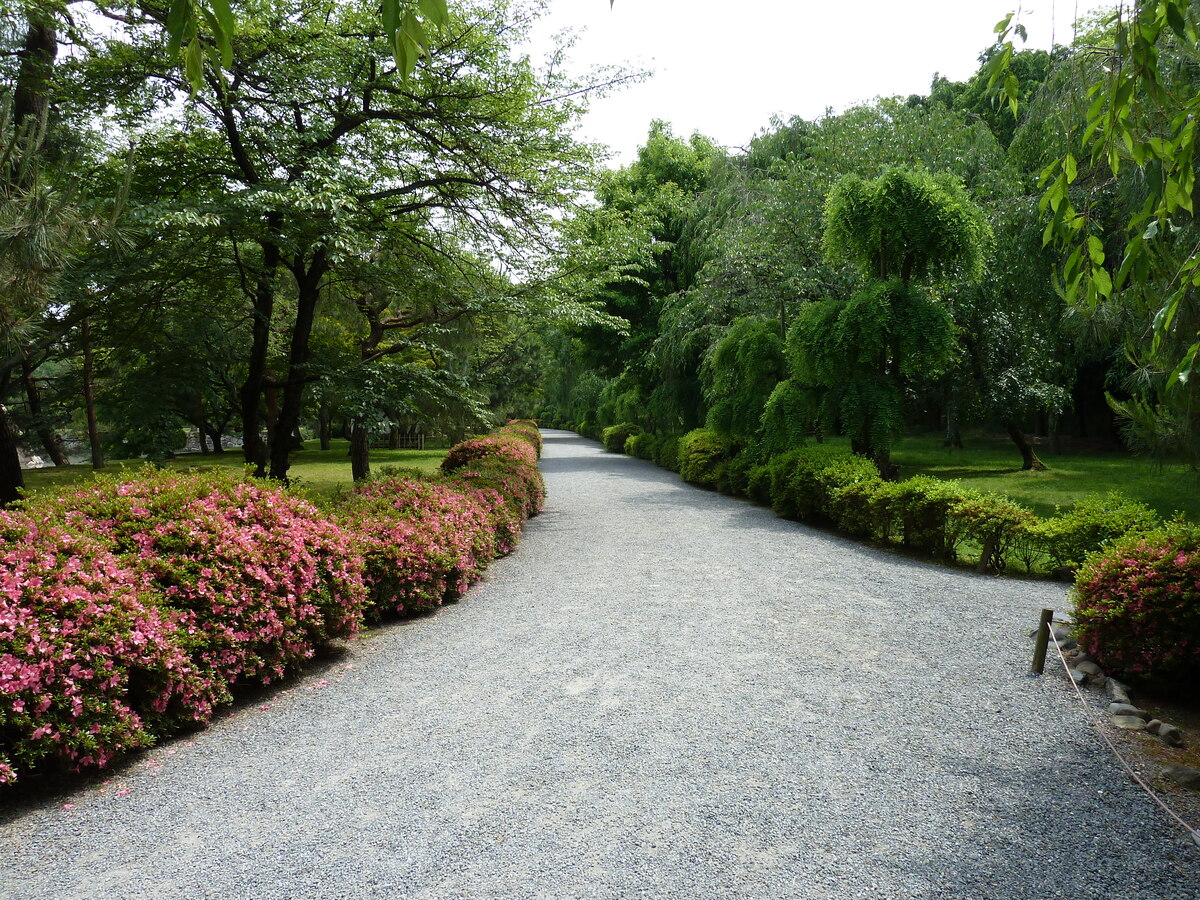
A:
[625, 432, 659, 459]
[723, 448, 763, 497]
[602, 422, 642, 453]
[1039, 493, 1160, 571]
[881, 476, 967, 558]
[946, 492, 1037, 573]
[676, 429, 739, 489]
[652, 433, 684, 471]
[762, 445, 859, 521]
[824, 462, 886, 538]
[1073, 520, 1200, 690]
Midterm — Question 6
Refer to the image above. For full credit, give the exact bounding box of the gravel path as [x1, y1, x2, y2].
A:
[3, 429, 1198, 899]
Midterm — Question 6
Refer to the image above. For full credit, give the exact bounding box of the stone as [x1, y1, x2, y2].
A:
[1075, 660, 1104, 677]
[1111, 715, 1148, 731]
[1051, 625, 1077, 650]
[1105, 678, 1132, 705]
[1163, 765, 1200, 790]
[1156, 723, 1184, 747]
[1069, 669, 1087, 686]
[1146, 719, 1163, 731]
[1108, 703, 1148, 719]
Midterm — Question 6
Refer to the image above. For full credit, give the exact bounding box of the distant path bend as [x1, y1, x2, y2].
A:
[2, 429, 1197, 900]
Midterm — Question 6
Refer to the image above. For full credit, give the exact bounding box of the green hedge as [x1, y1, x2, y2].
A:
[677, 429, 740, 491]
[602, 422, 642, 453]
[569, 425, 1158, 577]
[626, 432, 658, 459]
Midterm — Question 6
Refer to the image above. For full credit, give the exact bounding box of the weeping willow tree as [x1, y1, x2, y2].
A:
[702, 316, 786, 445]
[788, 167, 990, 477]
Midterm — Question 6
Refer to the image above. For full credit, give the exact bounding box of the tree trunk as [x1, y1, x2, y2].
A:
[268, 251, 327, 481]
[0, 403, 25, 506]
[81, 319, 105, 469]
[388, 423, 401, 450]
[21, 359, 67, 465]
[13, 19, 56, 139]
[197, 430, 211, 454]
[350, 420, 370, 481]
[240, 236, 281, 477]
[318, 404, 332, 451]
[874, 451, 900, 482]
[1006, 419, 1047, 471]
[943, 397, 963, 449]
[1048, 410, 1062, 455]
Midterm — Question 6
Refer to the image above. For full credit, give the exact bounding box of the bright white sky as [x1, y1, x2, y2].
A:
[523, 0, 1117, 165]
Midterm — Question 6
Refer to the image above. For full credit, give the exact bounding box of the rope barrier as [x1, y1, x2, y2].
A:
[1044, 622, 1200, 849]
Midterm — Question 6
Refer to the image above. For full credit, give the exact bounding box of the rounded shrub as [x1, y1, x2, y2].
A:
[653, 433, 684, 471]
[825, 462, 886, 538]
[1073, 521, 1200, 690]
[625, 432, 659, 460]
[1040, 492, 1160, 570]
[763, 445, 853, 520]
[677, 429, 739, 489]
[946, 492, 1037, 573]
[502, 420, 543, 458]
[602, 422, 642, 453]
[34, 470, 368, 702]
[885, 476, 966, 559]
[342, 477, 503, 617]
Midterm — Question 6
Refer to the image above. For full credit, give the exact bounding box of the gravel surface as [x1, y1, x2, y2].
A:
[3, 429, 1198, 899]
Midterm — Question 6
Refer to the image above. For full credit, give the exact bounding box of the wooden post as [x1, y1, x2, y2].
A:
[1031, 608, 1054, 675]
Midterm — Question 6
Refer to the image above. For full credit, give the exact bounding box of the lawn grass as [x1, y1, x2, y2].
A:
[19, 440, 448, 500]
[891, 432, 1199, 521]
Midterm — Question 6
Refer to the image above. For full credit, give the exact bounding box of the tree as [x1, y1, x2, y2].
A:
[789, 167, 990, 476]
[79, 0, 611, 481]
[991, 1, 1200, 468]
[539, 121, 721, 433]
[702, 316, 786, 445]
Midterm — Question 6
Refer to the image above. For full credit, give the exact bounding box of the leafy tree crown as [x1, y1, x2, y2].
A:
[822, 167, 991, 285]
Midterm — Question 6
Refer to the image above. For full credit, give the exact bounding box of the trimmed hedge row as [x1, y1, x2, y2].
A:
[635, 428, 1162, 575]
[601, 422, 641, 453]
[0, 421, 543, 786]
[595, 424, 1192, 688]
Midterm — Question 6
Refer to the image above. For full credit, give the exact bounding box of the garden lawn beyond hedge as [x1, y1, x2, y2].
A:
[0, 421, 544, 786]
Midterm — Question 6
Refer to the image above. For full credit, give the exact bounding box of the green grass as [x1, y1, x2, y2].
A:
[20, 440, 447, 499]
[890, 432, 1199, 521]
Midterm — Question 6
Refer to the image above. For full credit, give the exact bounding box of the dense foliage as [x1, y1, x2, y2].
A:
[0, 0, 630, 499]
[591, 426, 1163, 583]
[0, 422, 542, 785]
[1074, 521, 1200, 689]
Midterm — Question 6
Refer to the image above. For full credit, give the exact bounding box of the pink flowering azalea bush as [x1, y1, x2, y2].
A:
[499, 419, 543, 457]
[348, 420, 545, 617]
[341, 477, 503, 617]
[441, 421, 545, 520]
[37, 470, 368, 699]
[0, 512, 208, 785]
[1073, 520, 1200, 690]
[1, 423, 542, 785]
